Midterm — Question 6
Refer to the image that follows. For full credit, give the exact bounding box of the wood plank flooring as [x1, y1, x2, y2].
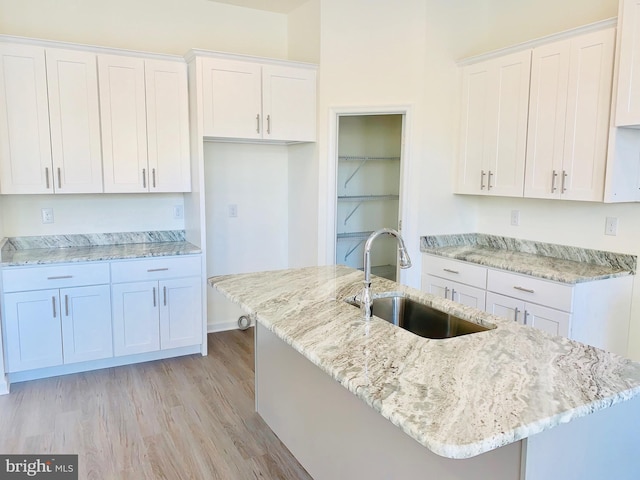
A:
[0, 329, 312, 480]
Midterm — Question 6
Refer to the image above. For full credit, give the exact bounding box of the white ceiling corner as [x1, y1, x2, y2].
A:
[207, 0, 308, 14]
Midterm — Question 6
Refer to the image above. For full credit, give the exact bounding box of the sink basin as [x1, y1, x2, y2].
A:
[346, 294, 493, 339]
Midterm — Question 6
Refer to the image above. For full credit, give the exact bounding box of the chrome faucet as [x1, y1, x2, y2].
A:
[361, 228, 412, 320]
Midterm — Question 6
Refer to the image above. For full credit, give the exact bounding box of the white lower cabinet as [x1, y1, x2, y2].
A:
[111, 256, 202, 357]
[423, 274, 486, 310]
[3, 283, 112, 372]
[1, 254, 203, 380]
[485, 292, 571, 337]
[422, 253, 633, 354]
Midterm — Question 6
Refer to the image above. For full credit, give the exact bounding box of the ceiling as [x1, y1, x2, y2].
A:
[209, 0, 309, 14]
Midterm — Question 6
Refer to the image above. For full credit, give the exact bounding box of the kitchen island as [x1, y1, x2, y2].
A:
[209, 265, 640, 480]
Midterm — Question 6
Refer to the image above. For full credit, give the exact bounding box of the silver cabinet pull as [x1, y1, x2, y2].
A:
[153, 287, 156, 307]
[443, 268, 459, 274]
[47, 275, 73, 280]
[561, 170, 568, 193]
[163, 286, 167, 306]
[147, 268, 169, 272]
[57, 167, 62, 189]
[444, 287, 450, 299]
[142, 168, 147, 188]
[487, 170, 493, 190]
[65, 294, 69, 316]
[152, 168, 156, 188]
[52, 296, 57, 318]
[266, 114, 271, 134]
[256, 114, 260, 133]
[551, 170, 558, 193]
[45, 167, 51, 189]
[514, 307, 519, 323]
[480, 170, 486, 190]
[451, 288, 457, 300]
[514, 286, 535, 294]
[523, 310, 529, 325]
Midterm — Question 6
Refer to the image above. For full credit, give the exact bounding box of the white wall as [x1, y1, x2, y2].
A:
[0, 0, 288, 58]
[316, 0, 478, 288]
[204, 142, 290, 329]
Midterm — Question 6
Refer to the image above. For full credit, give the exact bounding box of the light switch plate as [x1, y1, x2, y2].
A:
[605, 217, 618, 236]
[41, 208, 54, 224]
[510, 210, 520, 226]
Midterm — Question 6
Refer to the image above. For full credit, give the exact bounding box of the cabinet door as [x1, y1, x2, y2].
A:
[145, 59, 191, 192]
[486, 292, 526, 325]
[422, 274, 450, 299]
[98, 54, 148, 193]
[0, 44, 52, 194]
[60, 285, 113, 364]
[159, 277, 202, 350]
[3, 290, 62, 372]
[523, 303, 571, 338]
[457, 51, 530, 196]
[112, 281, 160, 356]
[561, 28, 614, 202]
[524, 39, 571, 199]
[457, 60, 492, 194]
[450, 281, 486, 310]
[616, 0, 640, 126]
[46, 48, 103, 194]
[201, 58, 262, 139]
[262, 65, 316, 142]
[484, 51, 531, 197]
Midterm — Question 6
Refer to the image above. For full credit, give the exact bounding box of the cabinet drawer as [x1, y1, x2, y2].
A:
[2, 262, 110, 292]
[111, 255, 201, 283]
[422, 255, 487, 289]
[487, 269, 573, 312]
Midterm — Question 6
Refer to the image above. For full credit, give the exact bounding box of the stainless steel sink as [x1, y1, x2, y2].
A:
[346, 294, 493, 339]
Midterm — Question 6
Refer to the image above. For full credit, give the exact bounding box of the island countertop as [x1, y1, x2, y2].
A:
[209, 265, 640, 459]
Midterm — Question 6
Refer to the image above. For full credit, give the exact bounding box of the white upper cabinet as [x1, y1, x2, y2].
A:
[262, 65, 316, 142]
[46, 48, 103, 193]
[0, 44, 104, 194]
[99, 55, 190, 193]
[0, 44, 53, 194]
[525, 28, 615, 201]
[98, 54, 149, 193]
[456, 50, 531, 196]
[616, 0, 640, 125]
[201, 58, 262, 140]
[199, 55, 317, 142]
[145, 59, 191, 192]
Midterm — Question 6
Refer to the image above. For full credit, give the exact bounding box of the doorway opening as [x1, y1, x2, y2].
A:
[335, 114, 404, 281]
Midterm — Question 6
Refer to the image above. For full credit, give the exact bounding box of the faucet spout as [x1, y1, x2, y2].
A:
[361, 228, 412, 320]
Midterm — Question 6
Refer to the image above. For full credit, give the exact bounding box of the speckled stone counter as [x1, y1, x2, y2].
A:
[0, 231, 201, 266]
[209, 265, 640, 459]
[421, 233, 636, 283]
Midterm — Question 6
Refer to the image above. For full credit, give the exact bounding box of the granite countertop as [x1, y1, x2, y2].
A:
[209, 265, 640, 459]
[421, 233, 637, 283]
[0, 231, 201, 266]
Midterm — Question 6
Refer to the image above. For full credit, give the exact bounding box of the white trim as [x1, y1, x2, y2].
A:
[0, 375, 9, 395]
[457, 18, 617, 66]
[7, 345, 201, 384]
[0, 34, 186, 62]
[326, 105, 414, 284]
[207, 320, 250, 333]
[184, 48, 317, 69]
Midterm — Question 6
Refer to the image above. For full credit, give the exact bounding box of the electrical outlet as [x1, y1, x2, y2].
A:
[605, 217, 618, 236]
[173, 205, 184, 219]
[510, 210, 520, 226]
[41, 208, 54, 224]
[228, 204, 238, 218]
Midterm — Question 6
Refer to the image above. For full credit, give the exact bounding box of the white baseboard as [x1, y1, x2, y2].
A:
[0, 375, 9, 395]
[207, 319, 253, 333]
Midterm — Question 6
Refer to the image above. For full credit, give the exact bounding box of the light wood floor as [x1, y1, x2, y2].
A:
[0, 329, 312, 480]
